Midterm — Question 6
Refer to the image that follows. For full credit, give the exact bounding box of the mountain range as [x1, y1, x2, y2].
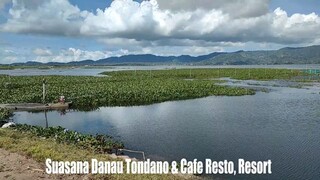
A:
[8, 45, 320, 66]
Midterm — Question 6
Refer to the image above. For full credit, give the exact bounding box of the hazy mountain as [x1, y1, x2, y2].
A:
[199, 45, 320, 65]
[94, 52, 225, 65]
[5, 45, 320, 66]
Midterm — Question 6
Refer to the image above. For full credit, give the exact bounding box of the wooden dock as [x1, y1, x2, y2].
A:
[0, 102, 72, 111]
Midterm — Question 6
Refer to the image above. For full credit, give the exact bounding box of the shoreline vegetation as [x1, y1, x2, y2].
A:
[13, 124, 124, 154]
[0, 108, 13, 121]
[0, 68, 310, 110]
[0, 127, 191, 179]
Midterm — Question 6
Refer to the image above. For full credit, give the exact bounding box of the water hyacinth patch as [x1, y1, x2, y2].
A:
[0, 69, 307, 110]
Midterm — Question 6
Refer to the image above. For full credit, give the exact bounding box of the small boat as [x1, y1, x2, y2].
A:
[0, 102, 72, 111]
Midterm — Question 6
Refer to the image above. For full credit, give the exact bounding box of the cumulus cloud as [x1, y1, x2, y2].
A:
[1, 0, 320, 44]
[0, 45, 128, 64]
[58, 48, 107, 61]
[0, 0, 87, 35]
[81, 0, 158, 39]
[81, 0, 320, 44]
[34, 48, 110, 63]
[271, 8, 320, 43]
[1, 0, 320, 60]
[79, 0, 320, 46]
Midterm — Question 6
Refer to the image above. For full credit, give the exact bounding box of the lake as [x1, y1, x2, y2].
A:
[1, 64, 320, 76]
[11, 79, 320, 179]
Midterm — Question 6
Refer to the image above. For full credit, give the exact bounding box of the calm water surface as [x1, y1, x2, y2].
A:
[1, 64, 320, 76]
[12, 82, 320, 179]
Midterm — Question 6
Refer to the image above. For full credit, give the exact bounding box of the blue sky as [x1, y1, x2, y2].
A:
[0, 0, 320, 64]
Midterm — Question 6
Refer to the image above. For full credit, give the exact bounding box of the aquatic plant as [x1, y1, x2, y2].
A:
[0, 108, 13, 120]
[13, 124, 124, 154]
[102, 68, 306, 80]
[0, 68, 305, 110]
[0, 72, 256, 110]
[0, 66, 14, 70]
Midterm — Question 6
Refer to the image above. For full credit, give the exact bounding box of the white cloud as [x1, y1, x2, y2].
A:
[271, 8, 320, 43]
[0, 0, 88, 35]
[32, 48, 52, 56]
[0, 0, 320, 61]
[81, 0, 157, 39]
[34, 48, 110, 63]
[79, 0, 320, 45]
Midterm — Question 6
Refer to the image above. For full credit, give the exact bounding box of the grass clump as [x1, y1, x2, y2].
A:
[0, 108, 13, 120]
[0, 108, 13, 128]
[14, 124, 124, 154]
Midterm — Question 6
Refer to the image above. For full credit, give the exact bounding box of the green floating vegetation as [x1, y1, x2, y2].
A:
[13, 124, 124, 154]
[0, 66, 15, 70]
[102, 68, 307, 80]
[0, 68, 308, 110]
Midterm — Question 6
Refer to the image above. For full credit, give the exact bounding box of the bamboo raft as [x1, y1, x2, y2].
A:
[0, 102, 72, 111]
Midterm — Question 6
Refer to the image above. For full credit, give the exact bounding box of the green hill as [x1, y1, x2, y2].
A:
[199, 45, 320, 65]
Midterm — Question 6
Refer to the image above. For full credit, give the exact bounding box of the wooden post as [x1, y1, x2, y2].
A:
[42, 79, 46, 104]
[45, 110, 48, 128]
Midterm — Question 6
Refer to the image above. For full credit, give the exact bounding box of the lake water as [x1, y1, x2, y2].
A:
[1, 64, 320, 76]
[11, 80, 320, 180]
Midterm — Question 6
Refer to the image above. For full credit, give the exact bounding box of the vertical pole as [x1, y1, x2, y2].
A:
[42, 79, 46, 104]
[45, 110, 48, 128]
[305, 64, 307, 81]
